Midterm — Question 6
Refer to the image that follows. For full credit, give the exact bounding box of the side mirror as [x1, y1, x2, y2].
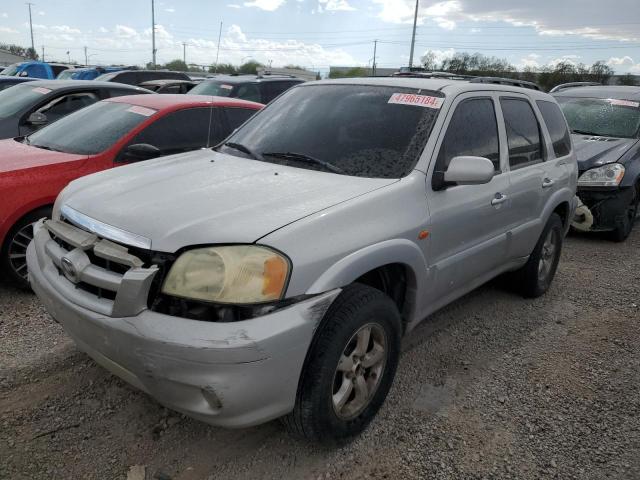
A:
[26, 112, 48, 126]
[121, 143, 162, 162]
[443, 156, 495, 185]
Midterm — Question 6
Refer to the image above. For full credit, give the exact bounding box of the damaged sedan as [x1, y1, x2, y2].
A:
[553, 85, 640, 241]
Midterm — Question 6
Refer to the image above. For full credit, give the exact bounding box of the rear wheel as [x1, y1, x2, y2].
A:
[514, 213, 563, 298]
[610, 185, 639, 242]
[283, 284, 402, 443]
[1, 207, 51, 289]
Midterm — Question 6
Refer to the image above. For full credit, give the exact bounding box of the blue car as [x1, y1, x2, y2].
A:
[0, 76, 38, 91]
[0, 61, 71, 79]
[56, 66, 129, 80]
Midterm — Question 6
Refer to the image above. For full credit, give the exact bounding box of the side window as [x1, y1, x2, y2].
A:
[434, 97, 500, 188]
[261, 81, 293, 103]
[123, 107, 211, 157]
[501, 98, 544, 169]
[536, 100, 571, 158]
[37, 92, 99, 121]
[114, 72, 137, 85]
[160, 85, 182, 94]
[50, 65, 68, 76]
[235, 83, 261, 103]
[223, 107, 257, 136]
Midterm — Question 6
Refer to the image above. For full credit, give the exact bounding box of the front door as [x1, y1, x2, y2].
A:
[425, 93, 511, 303]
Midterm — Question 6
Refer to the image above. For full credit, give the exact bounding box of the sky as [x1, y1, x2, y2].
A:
[1, 0, 639, 75]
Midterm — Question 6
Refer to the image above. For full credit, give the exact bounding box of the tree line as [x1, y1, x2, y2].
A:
[0, 43, 38, 60]
[420, 51, 637, 90]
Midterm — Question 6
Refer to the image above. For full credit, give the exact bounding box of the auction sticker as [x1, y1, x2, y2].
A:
[388, 93, 443, 109]
[608, 98, 639, 108]
[32, 87, 51, 95]
[126, 106, 157, 116]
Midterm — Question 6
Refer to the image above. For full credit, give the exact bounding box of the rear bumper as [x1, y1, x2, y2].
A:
[27, 230, 340, 427]
[573, 187, 634, 232]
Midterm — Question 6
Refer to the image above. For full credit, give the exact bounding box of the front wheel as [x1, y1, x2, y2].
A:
[610, 186, 639, 242]
[283, 284, 402, 443]
[514, 213, 563, 298]
[1, 207, 51, 289]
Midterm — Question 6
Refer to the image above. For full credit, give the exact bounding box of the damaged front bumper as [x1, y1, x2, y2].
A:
[572, 187, 635, 232]
[27, 221, 340, 428]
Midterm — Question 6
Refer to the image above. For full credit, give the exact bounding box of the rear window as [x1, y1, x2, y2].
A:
[536, 100, 571, 157]
[189, 80, 235, 97]
[219, 84, 443, 178]
[0, 84, 52, 118]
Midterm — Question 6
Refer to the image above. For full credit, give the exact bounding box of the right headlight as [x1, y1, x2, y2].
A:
[578, 163, 625, 187]
[161, 245, 290, 304]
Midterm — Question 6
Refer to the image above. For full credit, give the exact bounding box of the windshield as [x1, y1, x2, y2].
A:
[94, 72, 117, 82]
[0, 64, 20, 76]
[557, 96, 640, 138]
[27, 101, 156, 155]
[218, 84, 443, 178]
[0, 84, 52, 118]
[56, 70, 77, 79]
[189, 80, 235, 97]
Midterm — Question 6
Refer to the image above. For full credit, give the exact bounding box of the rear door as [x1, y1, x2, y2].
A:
[499, 95, 550, 258]
[425, 93, 511, 302]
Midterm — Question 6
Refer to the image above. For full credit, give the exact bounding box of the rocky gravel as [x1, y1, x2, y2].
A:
[1, 229, 639, 480]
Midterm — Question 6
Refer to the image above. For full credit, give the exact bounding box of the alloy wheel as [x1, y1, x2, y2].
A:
[332, 323, 387, 420]
[538, 228, 558, 283]
[7, 223, 34, 281]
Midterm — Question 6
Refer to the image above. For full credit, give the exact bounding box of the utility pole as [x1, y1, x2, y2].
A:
[372, 39, 378, 76]
[84, 46, 88, 65]
[151, 0, 157, 69]
[41, 45, 44, 62]
[182, 42, 187, 64]
[26, 3, 35, 57]
[408, 0, 419, 68]
[214, 21, 223, 73]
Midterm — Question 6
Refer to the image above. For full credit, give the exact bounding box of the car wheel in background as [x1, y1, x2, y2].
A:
[283, 283, 402, 443]
[610, 185, 639, 243]
[515, 212, 563, 298]
[0, 207, 51, 290]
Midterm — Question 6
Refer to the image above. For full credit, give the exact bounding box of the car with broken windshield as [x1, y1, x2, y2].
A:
[552, 85, 640, 241]
[28, 77, 577, 442]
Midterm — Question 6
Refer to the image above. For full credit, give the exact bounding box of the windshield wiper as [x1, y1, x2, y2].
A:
[222, 142, 263, 161]
[32, 144, 63, 152]
[262, 151, 345, 174]
[572, 129, 605, 137]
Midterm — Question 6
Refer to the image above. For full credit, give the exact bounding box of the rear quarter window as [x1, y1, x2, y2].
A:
[537, 100, 571, 157]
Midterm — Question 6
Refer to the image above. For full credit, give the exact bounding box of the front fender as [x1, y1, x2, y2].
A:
[306, 238, 429, 322]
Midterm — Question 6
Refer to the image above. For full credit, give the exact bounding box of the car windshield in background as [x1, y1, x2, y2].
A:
[0, 84, 53, 119]
[219, 84, 443, 178]
[26, 101, 155, 155]
[56, 70, 76, 79]
[0, 64, 20, 76]
[189, 80, 234, 97]
[94, 72, 117, 82]
[557, 97, 640, 138]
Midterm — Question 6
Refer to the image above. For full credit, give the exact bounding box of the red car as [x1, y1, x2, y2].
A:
[0, 94, 262, 287]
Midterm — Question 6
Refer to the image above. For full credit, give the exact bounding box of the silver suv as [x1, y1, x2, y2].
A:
[27, 77, 577, 442]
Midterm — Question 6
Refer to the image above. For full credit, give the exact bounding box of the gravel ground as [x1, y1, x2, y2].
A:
[1, 229, 638, 480]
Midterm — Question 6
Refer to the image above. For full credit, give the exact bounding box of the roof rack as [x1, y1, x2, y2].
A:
[548, 82, 601, 93]
[391, 71, 475, 80]
[256, 72, 299, 79]
[469, 77, 541, 91]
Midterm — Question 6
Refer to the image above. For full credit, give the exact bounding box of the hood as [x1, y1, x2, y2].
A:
[0, 138, 87, 174]
[59, 150, 397, 252]
[571, 134, 638, 171]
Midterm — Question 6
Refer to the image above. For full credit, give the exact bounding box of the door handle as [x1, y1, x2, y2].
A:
[542, 178, 555, 188]
[491, 193, 508, 206]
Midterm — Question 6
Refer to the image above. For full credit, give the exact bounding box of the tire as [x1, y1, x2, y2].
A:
[514, 213, 563, 298]
[609, 185, 639, 243]
[0, 207, 51, 290]
[283, 283, 402, 443]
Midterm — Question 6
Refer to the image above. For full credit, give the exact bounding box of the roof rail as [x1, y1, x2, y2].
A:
[469, 76, 541, 91]
[256, 72, 298, 79]
[391, 71, 475, 80]
[549, 82, 601, 93]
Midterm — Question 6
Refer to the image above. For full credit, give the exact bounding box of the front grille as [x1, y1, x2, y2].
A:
[39, 218, 162, 317]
